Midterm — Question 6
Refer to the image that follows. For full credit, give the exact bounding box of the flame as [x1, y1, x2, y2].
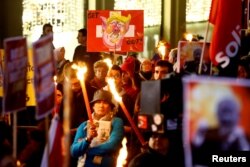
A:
[158, 45, 166, 56]
[71, 63, 87, 81]
[107, 77, 122, 102]
[103, 58, 113, 70]
[185, 33, 193, 42]
[53, 75, 57, 85]
[16, 160, 21, 167]
[116, 137, 128, 167]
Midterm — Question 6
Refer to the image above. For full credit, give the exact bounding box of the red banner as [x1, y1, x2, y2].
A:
[32, 34, 56, 120]
[3, 37, 28, 113]
[209, 0, 242, 69]
[87, 10, 144, 52]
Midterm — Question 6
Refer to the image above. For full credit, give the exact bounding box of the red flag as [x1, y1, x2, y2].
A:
[209, 0, 219, 24]
[209, 0, 242, 68]
[41, 115, 64, 167]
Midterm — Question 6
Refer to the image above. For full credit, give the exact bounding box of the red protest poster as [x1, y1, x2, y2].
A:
[3, 37, 28, 113]
[183, 76, 250, 167]
[32, 34, 56, 120]
[177, 41, 211, 74]
[87, 10, 144, 52]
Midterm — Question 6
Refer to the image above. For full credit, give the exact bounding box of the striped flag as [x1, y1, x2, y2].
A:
[41, 114, 64, 167]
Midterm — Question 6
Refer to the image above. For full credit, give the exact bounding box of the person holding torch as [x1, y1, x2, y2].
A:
[71, 89, 124, 167]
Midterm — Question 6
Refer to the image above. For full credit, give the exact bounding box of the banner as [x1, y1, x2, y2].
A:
[183, 76, 250, 167]
[209, 0, 242, 76]
[32, 34, 55, 120]
[87, 10, 144, 52]
[3, 37, 28, 113]
[0, 49, 37, 106]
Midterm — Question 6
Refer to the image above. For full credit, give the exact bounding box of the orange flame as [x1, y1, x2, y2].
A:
[185, 33, 193, 42]
[107, 77, 122, 102]
[158, 45, 166, 60]
[116, 137, 128, 167]
[103, 58, 113, 70]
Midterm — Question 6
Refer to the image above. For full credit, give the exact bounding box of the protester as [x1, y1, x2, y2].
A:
[120, 56, 140, 102]
[39, 23, 55, 49]
[72, 28, 102, 80]
[168, 48, 178, 72]
[138, 59, 153, 81]
[89, 60, 109, 90]
[63, 62, 97, 131]
[153, 60, 173, 80]
[54, 47, 70, 84]
[128, 133, 171, 167]
[52, 83, 64, 120]
[18, 122, 46, 167]
[71, 90, 124, 167]
[237, 55, 250, 79]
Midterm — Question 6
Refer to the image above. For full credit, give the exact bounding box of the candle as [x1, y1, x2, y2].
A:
[107, 78, 146, 146]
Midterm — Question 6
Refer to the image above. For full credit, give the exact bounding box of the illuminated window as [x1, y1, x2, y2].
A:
[186, 0, 212, 22]
[22, 0, 83, 40]
[114, 0, 162, 27]
[22, 0, 84, 60]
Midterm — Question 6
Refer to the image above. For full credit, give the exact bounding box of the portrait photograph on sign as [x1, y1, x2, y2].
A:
[177, 41, 211, 75]
[183, 76, 250, 167]
[87, 10, 144, 52]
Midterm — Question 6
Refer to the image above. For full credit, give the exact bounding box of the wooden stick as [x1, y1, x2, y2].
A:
[79, 79, 93, 123]
[119, 101, 146, 146]
[63, 78, 71, 167]
[45, 116, 50, 167]
[198, 21, 210, 75]
[13, 112, 17, 158]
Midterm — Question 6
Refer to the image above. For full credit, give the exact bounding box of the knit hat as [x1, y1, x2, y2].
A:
[121, 56, 136, 76]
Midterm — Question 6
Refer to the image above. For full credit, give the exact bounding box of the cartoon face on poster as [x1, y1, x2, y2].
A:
[177, 41, 211, 74]
[87, 10, 144, 52]
[183, 76, 250, 167]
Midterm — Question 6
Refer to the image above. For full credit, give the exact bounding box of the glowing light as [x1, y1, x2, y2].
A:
[103, 58, 113, 70]
[114, 0, 162, 27]
[53, 75, 57, 85]
[107, 78, 122, 102]
[16, 160, 21, 167]
[116, 137, 128, 167]
[185, 33, 193, 42]
[186, 0, 212, 22]
[158, 45, 166, 60]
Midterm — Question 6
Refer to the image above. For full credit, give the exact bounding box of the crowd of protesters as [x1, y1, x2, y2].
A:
[0, 24, 250, 167]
